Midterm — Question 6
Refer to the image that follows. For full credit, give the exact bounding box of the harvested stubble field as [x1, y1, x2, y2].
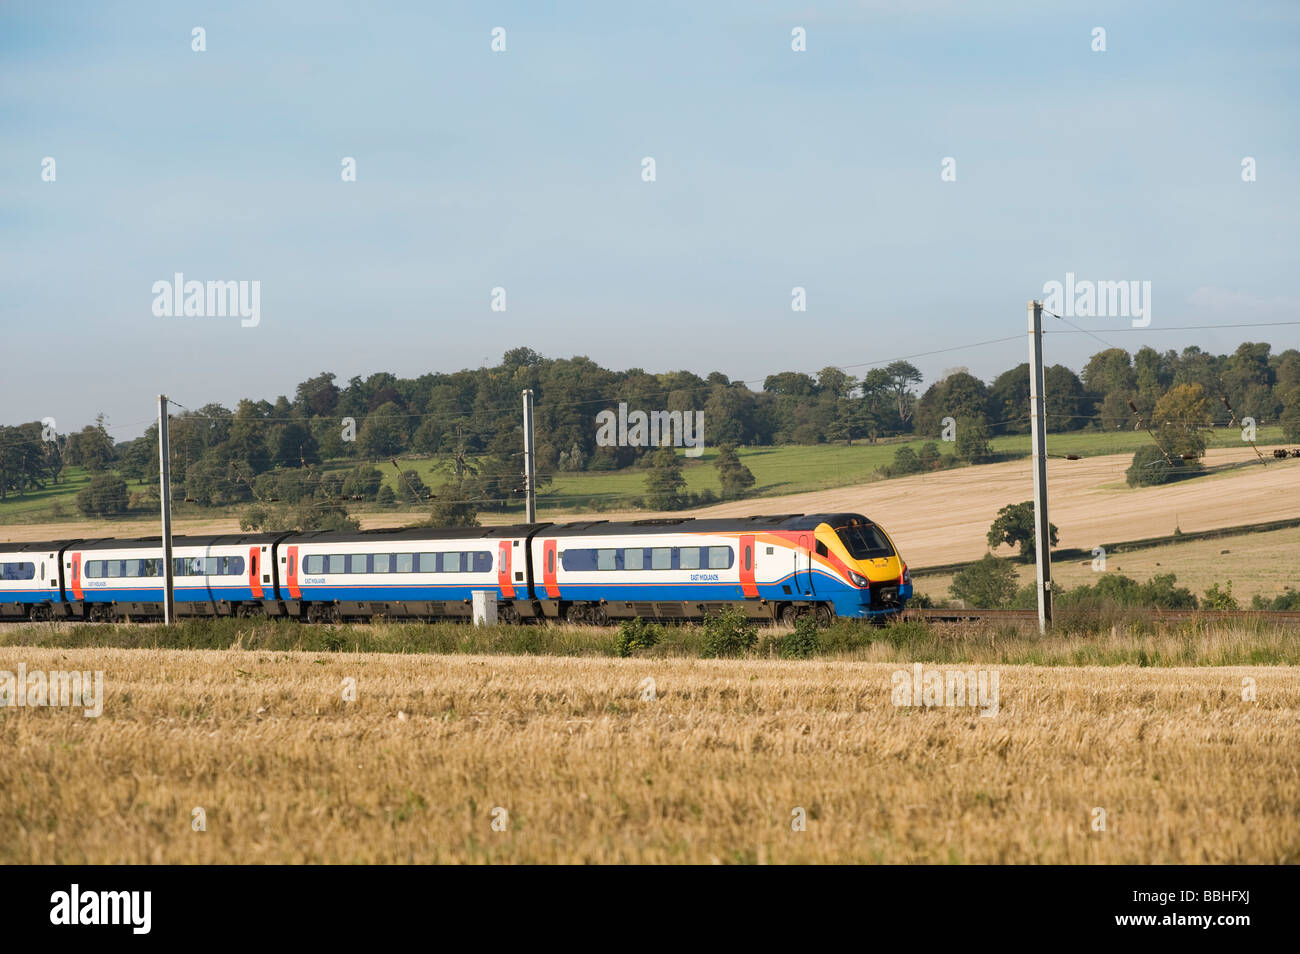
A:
[2, 640, 1298, 864]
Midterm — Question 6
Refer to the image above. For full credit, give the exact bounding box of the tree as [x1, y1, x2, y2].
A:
[1152, 383, 1211, 459]
[714, 443, 756, 499]
[1280, 386, 1300, 441]
[341, 464, 384, 500]
[913, 371, 989, 438]
[395, 469, 430, 504]
[644, 447, 687, 510]
[884, 361, 923, 431]
[294, 371, 341, 416]
[986, 364, 1030, 435]
[949, 554, 1018, 608]
[67, 419, 115, 472]
[987, 500, 1059, 562]
[954, 415, 994, 463]
[358, 401, 409, 457]
[76, 472, 129, 517]
[426, 478, 480, 527]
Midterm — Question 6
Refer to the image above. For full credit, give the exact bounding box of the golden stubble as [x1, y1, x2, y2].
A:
[1, 648, 1297, 864]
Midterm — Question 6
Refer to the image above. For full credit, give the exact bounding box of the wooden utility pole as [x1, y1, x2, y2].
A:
[158, 395, 175, 624]
[1027, 301, 1053, 632]
[522, 389, 537, 523]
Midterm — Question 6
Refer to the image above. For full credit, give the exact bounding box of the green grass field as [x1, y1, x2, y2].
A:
[0, 425, 1288, 527]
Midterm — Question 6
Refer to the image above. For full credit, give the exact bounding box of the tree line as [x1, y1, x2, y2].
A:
[2, 341, 1299, 515]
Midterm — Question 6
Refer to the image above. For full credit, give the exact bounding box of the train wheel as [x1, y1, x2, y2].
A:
[814, 604, 834, 627]
[779, 605, 800, 626]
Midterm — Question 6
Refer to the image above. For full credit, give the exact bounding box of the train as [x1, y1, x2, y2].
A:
[0, 512, 911, 624]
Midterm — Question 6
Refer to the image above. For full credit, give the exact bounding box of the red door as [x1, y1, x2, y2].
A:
[739, 534, 758, 598]
[497, 541, 514, 598]
[542, 539, 559, 599]
[248, 547, 263, 598]
[285, 546, 301, 600]
[70, 552, 83, 600]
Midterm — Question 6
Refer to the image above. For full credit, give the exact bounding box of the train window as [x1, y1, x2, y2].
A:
[815, 541, 828, 557]
[372, 554, 394, 574]
[624, 548, 645, 571]
[40, 562, 45, 581]
[303, 555, 325, 575]
[417, 553, 438, 573]
[84, 560, 101, 578]
[650, 547, 672, 570]
[680, 548, 701, 570]
[443, 552, 463, 573]
[560, 549, 593, 571]
[1, 561, 36, 581]
[708, 546, 732, 569]
[204, 557, 222, 576]
[228, 556, 244, 575]
[325, 554, 346, 574]
[346, 555, 370, 574]
[473, 552, 492, 572]
[596, 549, 617, 571]
[744, 547, 752, 571]
[836, 524, 894, 559]
[547, 550, 555, 574]
[107, 561, 123, 578]
[395, 553, 415, 573]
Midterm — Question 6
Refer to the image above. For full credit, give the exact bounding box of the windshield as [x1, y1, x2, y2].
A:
[836, 524, 895, 560]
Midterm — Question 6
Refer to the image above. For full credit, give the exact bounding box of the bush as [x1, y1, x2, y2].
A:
[376, 485, 396, 508]
[76, 472, 129, 517]
[1201, 581, 1238, 610]
[616, 618, 662, 657]
[779, 616, 821, 659]
[1125, 446, 1203, 487]
[1055, 572, 1197, 611]
[1252, 587, 1300, 610]
[949, 554, 1018, 608]
[698, 607, 758, 658]
[890, 446, 922, 475]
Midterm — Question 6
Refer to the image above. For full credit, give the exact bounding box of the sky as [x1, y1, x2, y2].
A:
[2, 0, 1298, 440]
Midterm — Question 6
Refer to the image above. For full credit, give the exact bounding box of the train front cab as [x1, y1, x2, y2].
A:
[805, 514, 911, 620]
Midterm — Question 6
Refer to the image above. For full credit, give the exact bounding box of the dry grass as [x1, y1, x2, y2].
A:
[2, 647, 1297, 863]
[914, 526, 1300, 605]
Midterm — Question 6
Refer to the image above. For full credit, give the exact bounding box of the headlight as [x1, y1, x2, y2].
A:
[849, 571, 869, 588]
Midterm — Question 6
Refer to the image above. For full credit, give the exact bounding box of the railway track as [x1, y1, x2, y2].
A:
[903, 608, 1300, 623]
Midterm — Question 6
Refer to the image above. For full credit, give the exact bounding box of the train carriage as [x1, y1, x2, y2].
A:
[531, 513, 911, 624]
[64, 534, 290, 620]
[0, 541, 69, 620]
[275, 526, 539, 622]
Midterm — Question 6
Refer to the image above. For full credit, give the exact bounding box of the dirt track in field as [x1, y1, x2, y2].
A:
[4, 447, 1297, 569]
